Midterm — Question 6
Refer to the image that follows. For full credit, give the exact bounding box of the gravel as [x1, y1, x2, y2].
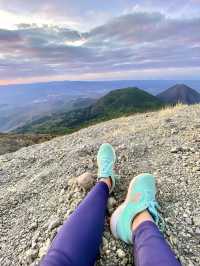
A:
[0, 104, 200, 265]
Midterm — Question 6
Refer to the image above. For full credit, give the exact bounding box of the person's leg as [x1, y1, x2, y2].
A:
[132, 211, 181, 266]
[40, 181, 110, 266]
[41, 143, 119, 266]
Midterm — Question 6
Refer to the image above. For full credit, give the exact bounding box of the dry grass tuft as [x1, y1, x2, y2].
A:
[158, 103, 186, 118]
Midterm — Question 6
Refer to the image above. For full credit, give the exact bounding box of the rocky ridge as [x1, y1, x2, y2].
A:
[0, 104, 200, 266]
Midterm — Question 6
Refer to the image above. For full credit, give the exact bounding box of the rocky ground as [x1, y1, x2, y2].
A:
[0, 104, 200, 266]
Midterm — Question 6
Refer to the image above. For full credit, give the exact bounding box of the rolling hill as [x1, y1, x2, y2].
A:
[14, 87, 164, 134]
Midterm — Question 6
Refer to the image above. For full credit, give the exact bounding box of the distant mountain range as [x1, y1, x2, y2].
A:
[14, 87, 164, 134]
[1, 81, 200, 105]
[14, 84, 200, 135]
[157, 84, 200, 104]
[1, 81, 200, 133]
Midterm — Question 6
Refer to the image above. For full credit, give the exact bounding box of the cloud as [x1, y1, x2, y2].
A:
[0, 11, 200, 81]
[0, 29, 21, 43]
[87, 12, 200, 45]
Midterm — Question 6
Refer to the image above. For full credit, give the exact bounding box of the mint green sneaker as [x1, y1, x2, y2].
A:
[110, 173, 164, 244]
[97, 143, 120, 192]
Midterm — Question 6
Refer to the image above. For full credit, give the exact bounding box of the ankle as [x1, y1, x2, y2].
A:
[99, 177, 112, 190]
[132, 210, 154, 231]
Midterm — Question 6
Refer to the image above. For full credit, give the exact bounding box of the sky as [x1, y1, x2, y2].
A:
[0, 0, 200, 84]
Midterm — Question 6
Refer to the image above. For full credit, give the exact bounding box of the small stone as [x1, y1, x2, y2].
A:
[61, 183, 68, 190]
[76, 172, 95, 190]
[122, 258, 128, 264]
[195, 228, 200, 235]
[179, 256, 186, 265]
[188, 260, 195, 266]
[32, 231, 40, 243]
[25, 248, 39, 263]
[102, 237, 108, 247]
[60, 188, 65, 195]
[185, 217, 192, 225]
[31, 240, 38, 249]
[58, 197, 64, 204]
[193, 216, 200, 226]
[64, 209, 73, 219]
[30, 222, 38, 230]
[165, 118, 173, 123]
[170, 235, 177, 245]
[39, 239, 51, 258]
[68, 178, 75, 186]
[50, 230, 57, 241]
[116, 249, 126, 258]
[107, 197, 117, 210]
[48, 217, 62, 231]
[87, 159, 94, 169]
[107, 197, 117, 214]
[112, 246, 116, 251]
[171, 147, 182, 153]
[105, 249, 111, 255]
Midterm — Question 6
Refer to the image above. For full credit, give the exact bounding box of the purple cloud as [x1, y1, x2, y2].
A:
[0, 11, 199, 81]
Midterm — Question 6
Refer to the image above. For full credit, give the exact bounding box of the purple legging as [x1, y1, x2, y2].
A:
[40, 182, 181, 266]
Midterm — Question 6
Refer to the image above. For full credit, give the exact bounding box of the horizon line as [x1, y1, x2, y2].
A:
[1, 78, 200, 87]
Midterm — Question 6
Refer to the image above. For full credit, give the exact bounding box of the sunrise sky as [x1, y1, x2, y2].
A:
[0, 0, 200, 85]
